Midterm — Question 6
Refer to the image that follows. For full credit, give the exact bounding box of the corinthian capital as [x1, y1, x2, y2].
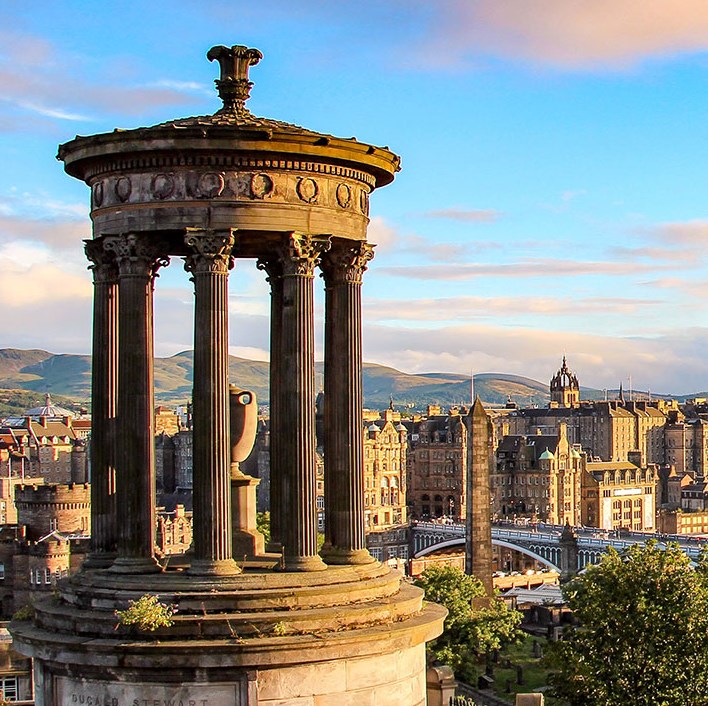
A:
[103, 233, 170, 279]
[84, 238, 118, 284]
[320, 239, 375, 285]
[183, 229, 236, 275]
[280, 233, 331, 277]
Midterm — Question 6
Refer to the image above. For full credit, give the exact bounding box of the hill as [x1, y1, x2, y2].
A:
[0, 347, 670, 414]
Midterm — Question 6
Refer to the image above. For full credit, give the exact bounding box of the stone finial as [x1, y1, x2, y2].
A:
[207, 44, 263, 114]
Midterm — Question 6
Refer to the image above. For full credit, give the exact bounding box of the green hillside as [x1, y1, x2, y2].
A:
[0, 347, 664, 414]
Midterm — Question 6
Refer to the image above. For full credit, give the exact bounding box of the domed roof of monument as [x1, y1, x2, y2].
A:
[24, 393, 73, 419]
[58, 44, 400, 188]
[539, 448, 555, 460]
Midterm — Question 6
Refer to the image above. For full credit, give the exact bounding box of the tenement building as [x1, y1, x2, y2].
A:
[0, 396, 87, 483]
[363, 405, 408, 530]
[406, 406, 468, 520]
[581, 459, 658, 531]
[493, 422, 583, 525]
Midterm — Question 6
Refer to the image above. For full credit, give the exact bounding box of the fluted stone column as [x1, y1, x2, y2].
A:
[257, 255, 284, 550]
[83, 238, 119, 568]
[104, 233, 168, 573]
[278, 233, 330, 571]
[320, 240, 375, 565]
[185, 229, 240, 575]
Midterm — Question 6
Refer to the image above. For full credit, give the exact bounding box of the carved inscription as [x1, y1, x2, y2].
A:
[56, 678, 246, 706]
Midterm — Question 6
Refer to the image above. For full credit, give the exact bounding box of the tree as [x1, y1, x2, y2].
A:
[415, 564, 522, 680]
[548, 542, 708, 706]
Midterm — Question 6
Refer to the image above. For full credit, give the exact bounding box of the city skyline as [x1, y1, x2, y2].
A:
[3, 2, 708, 393]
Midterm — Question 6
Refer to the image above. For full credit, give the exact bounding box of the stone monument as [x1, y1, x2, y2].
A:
[11, 44, 444, 705]
[465, 397, 493, 596]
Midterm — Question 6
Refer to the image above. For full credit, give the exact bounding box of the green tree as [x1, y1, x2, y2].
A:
[548, 542, 708, 706]
[415, 564, 522, 680]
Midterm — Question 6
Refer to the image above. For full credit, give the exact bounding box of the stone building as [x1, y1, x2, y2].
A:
[493, 422, 582, 525]
[0, 483, 91, 618]
[505, 358, 670, 465]
[0, 394, 87, 484]
[664, 412, 708, 478]
[363, 406, 407, 530]
[155, 504, 193, 557]
[14, 484, 90, 540]
[550, 356, 580, 407]
[581, 460, 657, 531]
[0, 625, 33, 703]
[406, 407, 468, 520]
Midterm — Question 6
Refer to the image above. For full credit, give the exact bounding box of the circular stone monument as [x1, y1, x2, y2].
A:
[11, 44, 445, 706]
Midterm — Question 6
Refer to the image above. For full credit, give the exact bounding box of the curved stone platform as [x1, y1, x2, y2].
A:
[12, 564, 445, 706]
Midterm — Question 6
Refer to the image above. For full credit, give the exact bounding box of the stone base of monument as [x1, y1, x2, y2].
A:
[11, 563, 445, 706]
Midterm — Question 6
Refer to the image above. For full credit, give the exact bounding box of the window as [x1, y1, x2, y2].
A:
[0, 676, 18, 701]
[45, 568, 51, 584]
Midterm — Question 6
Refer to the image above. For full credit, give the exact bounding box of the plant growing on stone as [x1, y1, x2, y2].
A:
[115, 594, 175, 632]
[12, 604, 34, 621]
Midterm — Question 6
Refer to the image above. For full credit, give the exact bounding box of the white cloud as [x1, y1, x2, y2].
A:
[361, 321, 708, 394]
[418, 0, 708, 71]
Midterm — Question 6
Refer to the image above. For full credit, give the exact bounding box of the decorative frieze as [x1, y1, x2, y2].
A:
[90, 170, 370, 215]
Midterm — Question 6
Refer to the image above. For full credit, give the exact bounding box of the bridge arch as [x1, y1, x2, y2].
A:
[413, 537, 561, 572]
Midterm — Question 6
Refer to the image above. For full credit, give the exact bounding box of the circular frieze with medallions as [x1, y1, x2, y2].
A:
[359, 188, 369, 215]
[336, 183, 351, 208]
[92, 181, 104, 208]
[197, 172, 225, 198]
[151, 173, 175, 200]
[250, 173, 274, 199]
[114, 177, 132, 203]
[297, 177, 319, 204]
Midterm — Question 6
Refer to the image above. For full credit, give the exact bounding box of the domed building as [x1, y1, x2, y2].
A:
[550, 356, 580, 408]
[22, 394, 74, 421]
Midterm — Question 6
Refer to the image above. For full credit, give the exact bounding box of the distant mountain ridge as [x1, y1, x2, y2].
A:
[0, 347, 676, 414]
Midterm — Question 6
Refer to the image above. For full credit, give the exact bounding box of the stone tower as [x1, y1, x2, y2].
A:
[550, 356, 580, 408]
[465, 397, 493, 596]
[11, 44, 444, 706]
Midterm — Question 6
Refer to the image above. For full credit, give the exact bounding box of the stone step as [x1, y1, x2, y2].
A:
[34, 580, 425, 641]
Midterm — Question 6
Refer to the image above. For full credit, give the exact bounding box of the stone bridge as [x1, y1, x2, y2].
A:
[411, 521, 707, 573]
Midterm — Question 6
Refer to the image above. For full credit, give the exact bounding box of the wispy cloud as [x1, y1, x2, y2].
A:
[414, 0, 708, 71]
[376, 257, 684, 281]
[365, 294, 664, 322]
[362, 321, 708, 395]
[0, 30, 207, 127]
[609, 245, 696, 263]
[639, 219, 708, 246]
[424, 208, 501, 222]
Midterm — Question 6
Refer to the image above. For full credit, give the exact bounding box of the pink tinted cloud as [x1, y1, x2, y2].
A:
[419, 0, 708, 70]
[0, 31, 204, 124]
[364, 295, 663, 322]
[425, 208, 501, 222]
[376, 257, 684, 281]
[640, 219, 708, 245]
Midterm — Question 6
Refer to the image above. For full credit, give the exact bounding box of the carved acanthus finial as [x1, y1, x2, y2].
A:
[207, 44, 263, 114]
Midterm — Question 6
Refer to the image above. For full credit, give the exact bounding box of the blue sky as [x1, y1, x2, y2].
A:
[3, 1, 708, 394]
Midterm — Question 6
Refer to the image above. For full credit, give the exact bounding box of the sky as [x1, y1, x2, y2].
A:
[3, 1, 708, 395]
